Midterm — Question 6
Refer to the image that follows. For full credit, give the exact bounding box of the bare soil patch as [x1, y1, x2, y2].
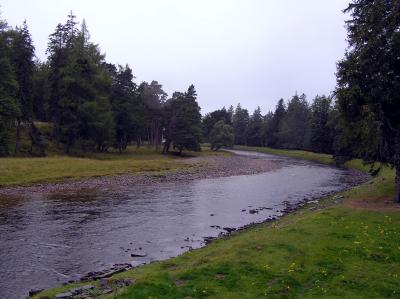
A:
[346, 196, 400, 211]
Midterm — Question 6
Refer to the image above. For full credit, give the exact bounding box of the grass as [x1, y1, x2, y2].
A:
[233, 145, 334, 165]
[0, 146, 228, 187]
[34, 146, 400, 299]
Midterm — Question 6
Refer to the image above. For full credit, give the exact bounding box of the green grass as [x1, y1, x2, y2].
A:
[35, 146, 400, 299]
[234, 145, 334, 164]
[0, 146, 228, 187]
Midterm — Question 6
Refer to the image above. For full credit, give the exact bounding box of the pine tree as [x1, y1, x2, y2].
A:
[138, 81, 167, 148]
[247, 106, 263, 146]
[336, 0, 400, 202]
[310, 95, 333, 153]
[163, 85, 202, 153]
[0, 17, 20, 155]
[202, 107, 231, 139]
[209, 120, 234, 151]
[47, 15, 114, 153]
[109, 64, 138, 152]
[278, 94, 310, 149]
[265, 99, 286, 147]
[232, 103, 249, 145]
[9, 21, 35, 153]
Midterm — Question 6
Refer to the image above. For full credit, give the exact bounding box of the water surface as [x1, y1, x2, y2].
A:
[0, 151, 353, 298]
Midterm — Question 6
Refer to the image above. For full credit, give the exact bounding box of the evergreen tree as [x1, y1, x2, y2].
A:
[47, 14, 114, 153]
[139, 80, 167, 148]
[8, 21, 35, 153]
[31, 61, 50, 121]
[265, 99, 286, 147]
[0, 16, 20, 155]
[310, 95, 334, 153]
[247, 106, 264, 146]
[232, 103, 249, 145]
[163, 85, 202, 153]
[336, 0, 400, 202]
[109, 64, 137, 152]
[209, 120, 234, 151]
[202, 107, 231, 140]
[278, 94, 310, 149]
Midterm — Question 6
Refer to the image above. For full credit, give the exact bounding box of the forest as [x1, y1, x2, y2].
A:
[0, 12, 202, 156]
[1, 0, 400, 201]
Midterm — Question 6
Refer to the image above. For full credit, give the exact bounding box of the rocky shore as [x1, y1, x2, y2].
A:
[0, 154, 283, 197]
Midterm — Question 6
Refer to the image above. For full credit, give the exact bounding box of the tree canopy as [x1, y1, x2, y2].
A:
[209, 120, 234, 151]
[336, 0, 400, 202]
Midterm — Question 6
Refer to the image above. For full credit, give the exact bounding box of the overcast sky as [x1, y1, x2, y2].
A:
[1, 0, 350, 114]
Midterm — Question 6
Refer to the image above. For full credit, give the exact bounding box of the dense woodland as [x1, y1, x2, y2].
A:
[0, 12, 203, 155]
[204, 93, 337, 154]
[0, 0, 399, 201]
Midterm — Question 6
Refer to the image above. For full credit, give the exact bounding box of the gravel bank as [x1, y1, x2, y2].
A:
[0, 154, 283, 197]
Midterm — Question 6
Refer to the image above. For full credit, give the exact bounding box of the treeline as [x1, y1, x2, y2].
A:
[0, 13, 203, 155]
[204, 0, 400, 202]
[203, 93, 338, 154]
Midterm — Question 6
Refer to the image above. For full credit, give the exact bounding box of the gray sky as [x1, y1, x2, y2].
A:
[1, 0, 349, 114]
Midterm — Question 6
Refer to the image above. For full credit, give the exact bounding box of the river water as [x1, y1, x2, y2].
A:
[0, 151, 355, 298]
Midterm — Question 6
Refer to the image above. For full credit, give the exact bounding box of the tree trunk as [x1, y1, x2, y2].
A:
[162, 140, 170, 154]
[396, 165, 400, 203]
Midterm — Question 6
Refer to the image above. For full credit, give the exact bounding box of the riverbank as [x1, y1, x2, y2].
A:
[0, 148, 280, 197]
[34, 147, 400, 299]
[0, 147, 187, 188]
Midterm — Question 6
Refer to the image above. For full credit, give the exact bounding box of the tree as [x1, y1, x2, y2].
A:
[336, 0, 400, 202]
[0, 16, 20, 155]
[108, 64, 138, 152]
[163, 85, 202, 154]
[8, 21, 35, 153]
[31, 60, 50, 121]
[47, 14, 114, 153]
[265, 99, 286, 147]
[261, 111, 274, 146]
[209, 120, 234, 151]
[247, 106, 264, 146]
[138, 80, 167, 148]
[202, 107, 231, 140]
[232, 103, 249, 145]
[310, 95, 334, 153]
[278, 94, 310, 149]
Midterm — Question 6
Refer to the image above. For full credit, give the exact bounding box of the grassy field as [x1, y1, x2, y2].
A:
[35, 146, 400, 299]
[233, 145, 335, 165]
[0, 146, 227, 187]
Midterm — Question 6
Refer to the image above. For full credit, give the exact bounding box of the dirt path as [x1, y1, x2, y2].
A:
[345, 196, 400, 211]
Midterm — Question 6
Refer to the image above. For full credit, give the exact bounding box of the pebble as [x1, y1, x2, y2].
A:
[55, 292, 73, 299]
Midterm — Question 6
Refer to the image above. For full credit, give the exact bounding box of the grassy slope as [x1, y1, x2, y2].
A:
[0, 146, 228, 187]
[36, 147, 400, 299]
[233, 145, 335, 164]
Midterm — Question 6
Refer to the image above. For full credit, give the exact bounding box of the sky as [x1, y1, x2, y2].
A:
[1, 0, 350, 114]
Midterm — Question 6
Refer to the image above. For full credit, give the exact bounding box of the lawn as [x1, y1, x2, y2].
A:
[35, 146, 400, 299]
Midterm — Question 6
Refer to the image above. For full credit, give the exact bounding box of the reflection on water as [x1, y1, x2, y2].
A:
[0, 151, 351, 298]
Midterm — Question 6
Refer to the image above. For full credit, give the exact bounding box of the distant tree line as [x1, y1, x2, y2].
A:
[202, 93, 337, 154]
[0, 12, 203, 155]
[202, 0, 400, 202]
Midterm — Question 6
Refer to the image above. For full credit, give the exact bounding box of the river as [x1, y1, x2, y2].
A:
[0, 150, 358, 298]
